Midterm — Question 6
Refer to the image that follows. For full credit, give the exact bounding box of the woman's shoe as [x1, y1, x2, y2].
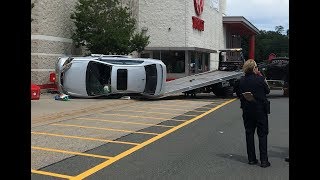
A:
[260, 161, 271, 168]
[248, 159, 258, 165]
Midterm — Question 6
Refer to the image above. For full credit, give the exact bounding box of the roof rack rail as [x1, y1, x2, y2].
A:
[90, 54, 132, 58]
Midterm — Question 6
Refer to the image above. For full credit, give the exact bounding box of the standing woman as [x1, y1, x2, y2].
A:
[236, 59, 271, 168]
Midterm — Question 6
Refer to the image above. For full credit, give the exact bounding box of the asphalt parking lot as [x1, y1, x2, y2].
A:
[32, 93, 235, 178]
[31, 91, 288, 179]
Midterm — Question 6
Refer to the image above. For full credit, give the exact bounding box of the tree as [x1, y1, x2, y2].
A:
[130, 32, 150, 55]
[241, 26, 289, 62]
[70, 0, 150, 55]
[275, 25, 284, 34]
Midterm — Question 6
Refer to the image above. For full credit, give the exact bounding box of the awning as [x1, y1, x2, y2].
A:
[144, 47, 217, 53]
[223, 16, 259, 35]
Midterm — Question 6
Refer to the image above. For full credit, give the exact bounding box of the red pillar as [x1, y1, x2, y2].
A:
[249, 35, 255, 59]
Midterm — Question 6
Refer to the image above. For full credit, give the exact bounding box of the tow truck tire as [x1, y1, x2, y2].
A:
[224, 86, 234, 97]
[213, 86, 234, 98]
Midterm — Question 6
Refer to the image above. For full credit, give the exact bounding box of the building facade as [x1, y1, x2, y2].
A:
[31, 0, 258, 85]
[31, 0, 81, 85]
[137, 0, 226, 79]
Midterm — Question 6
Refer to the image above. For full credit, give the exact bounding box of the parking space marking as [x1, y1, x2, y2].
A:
[137, 103, 206, 108]
[31, 132, 139, 145]
[32, 146, 112, 159]
[99, 113, 187, 121]
[124, 103, 212, 110]
[131, 101, 209, 106]
[193, 106, 212, 109]
[111, 109, 196, 116]
[32, 101, 130, 124]
[32, 98, 232, 178]
[51, 123, 160, 135]
[76, 118, 175, 128]
[71, 98, 237, 180]
[131, 106, 207, 112]
[31, 169, 73, 179]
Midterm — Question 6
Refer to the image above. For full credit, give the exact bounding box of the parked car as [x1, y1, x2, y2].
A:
[55, 54, 167, 98]
[258, 57, 289, 96]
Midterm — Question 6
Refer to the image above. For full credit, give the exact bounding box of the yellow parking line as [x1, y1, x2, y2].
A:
[196, 106, 212, 109]
[51, 123, 159, 135]
[112, 109, 195, 116]
[76, 118, 175, 128]
[99, 113, 187, 122]
[132, 106, 207, 112]
[31, 131, 138, 145]
[99, 113, 170, 120]
[168, 119, 187, 122]
[32, 146, 112, 159]
[140, 103, 204, 108]
[31, 169, 73, 179]
[71, 98, 237, 180]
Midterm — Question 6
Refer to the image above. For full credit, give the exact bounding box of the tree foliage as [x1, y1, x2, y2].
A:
[241, 25, 289, 62]
[70, 0, 150, 55]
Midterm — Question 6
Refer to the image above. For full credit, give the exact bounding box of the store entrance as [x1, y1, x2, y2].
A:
[189, 52, 209, 75]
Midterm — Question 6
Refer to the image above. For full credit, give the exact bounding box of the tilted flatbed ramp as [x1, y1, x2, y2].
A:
[162, 70, 244, 97]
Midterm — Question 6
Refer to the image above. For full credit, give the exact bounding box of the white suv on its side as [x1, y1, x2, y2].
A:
[55, 55, 167, 98]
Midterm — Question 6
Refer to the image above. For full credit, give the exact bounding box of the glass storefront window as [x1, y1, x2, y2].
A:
[153, 51, 185, 73]
[204, 53, 209, 71]
[190, 52, 210, 74]
[151, 50, 209, 74]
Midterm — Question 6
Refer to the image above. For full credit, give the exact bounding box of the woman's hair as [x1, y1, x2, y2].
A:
[243, 59, 257, 74]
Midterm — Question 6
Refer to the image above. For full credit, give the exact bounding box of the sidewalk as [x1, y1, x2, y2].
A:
[31, 93, 136, 127]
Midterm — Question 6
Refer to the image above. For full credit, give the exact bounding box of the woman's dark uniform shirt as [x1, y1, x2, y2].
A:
[236, 72, 270, 112]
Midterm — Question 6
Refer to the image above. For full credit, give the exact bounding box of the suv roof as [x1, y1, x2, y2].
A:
[90, 54, 132, 58]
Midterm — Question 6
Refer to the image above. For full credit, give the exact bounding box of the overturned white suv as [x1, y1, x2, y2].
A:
[55, 54, 167, 98]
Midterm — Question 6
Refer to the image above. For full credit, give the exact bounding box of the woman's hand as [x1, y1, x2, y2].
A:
[254, 66, 263, 76]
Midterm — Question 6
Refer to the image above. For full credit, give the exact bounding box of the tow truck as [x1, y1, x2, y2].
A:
[163, 48, 245, 98]
[257, 57, 289, 96]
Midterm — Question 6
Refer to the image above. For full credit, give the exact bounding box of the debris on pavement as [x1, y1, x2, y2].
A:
[54, 93, 70, 101]
[120, 96, 131, 100]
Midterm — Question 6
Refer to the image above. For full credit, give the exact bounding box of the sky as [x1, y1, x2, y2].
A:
[226, 0, 289, 32]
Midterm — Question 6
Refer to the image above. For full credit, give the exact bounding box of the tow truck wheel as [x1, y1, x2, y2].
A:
[224, 86, 234, 97]
[213, 86, 234, 98]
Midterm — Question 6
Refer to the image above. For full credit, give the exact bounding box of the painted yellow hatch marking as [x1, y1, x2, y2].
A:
[32, 146, 112, 159]
[99, 113, 187, 121]
[123, 106, 207, 112]
[111, 109, 195, 116]
[70, 98, 237, 180]
[31, 132, 138, 145]
[136, 103, 205, 108]
[51, 123, 159, 135]
[99, 113, 171, 120]
[76, 118, 175, 128]
[31, 169, 73, 179]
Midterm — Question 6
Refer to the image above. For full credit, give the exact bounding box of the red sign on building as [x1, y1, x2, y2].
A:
[193, 0, 205, 31]
[192, 16, 204, 31]
[194, 0, 204, 16]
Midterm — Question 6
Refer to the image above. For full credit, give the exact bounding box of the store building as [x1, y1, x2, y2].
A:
[31, 0, 259, 85]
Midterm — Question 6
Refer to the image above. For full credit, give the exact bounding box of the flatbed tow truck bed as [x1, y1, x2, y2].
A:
[162, 70, 244, 98]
